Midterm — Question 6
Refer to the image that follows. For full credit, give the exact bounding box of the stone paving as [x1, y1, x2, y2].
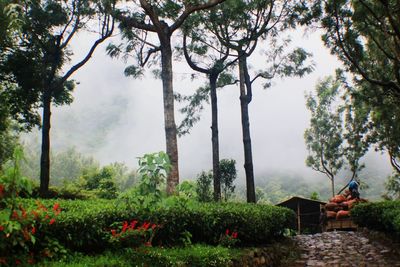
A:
[291, 231, 400, 267]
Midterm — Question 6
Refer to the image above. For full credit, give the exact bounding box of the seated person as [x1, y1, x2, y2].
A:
[348, 180, 360, 199]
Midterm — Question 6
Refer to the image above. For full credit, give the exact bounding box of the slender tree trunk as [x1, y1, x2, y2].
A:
[160, 35, 179, 195]
[210, 72, 221, 201]
[40, 89, 52, 197]
[390, 153, 400, 174]
[238, 55, 256, 203]
[331, 177, 335, 197]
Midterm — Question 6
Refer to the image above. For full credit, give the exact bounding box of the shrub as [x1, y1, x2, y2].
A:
[44, 245, 240, 267]
[18, 197, 295, 250]
[0, 147, 67, 265]
[195, 171, 213, 202]
[351, 201, 400, 239]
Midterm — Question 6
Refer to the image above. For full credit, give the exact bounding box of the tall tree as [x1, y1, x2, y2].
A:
[1, 1, 32, 168]
[178, 16, 237, 201]
[207, 0, 313, 202]
[3, 0, 115, 196]
[305, 76, 344, 197]
[111, 0, 225, 195]
[320, 0, 400, 186]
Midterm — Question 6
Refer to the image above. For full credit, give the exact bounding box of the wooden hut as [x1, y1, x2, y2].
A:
[277, 196, 326, 234]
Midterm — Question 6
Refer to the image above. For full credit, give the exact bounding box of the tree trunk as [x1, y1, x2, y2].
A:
[238, 55, 256, 203]
[210, 72, 221, 201]
[160, 35, 179, 195]
[331, 177, 335, 197]
[40, 89, 52, 197]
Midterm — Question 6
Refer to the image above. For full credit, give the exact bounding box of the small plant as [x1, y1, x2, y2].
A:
[195, 171, 213, 202]
[137, 151, 171, 197]
[108, 220, 159, 248]
[220, 159, 237, 201]
[219, 229, 239, 247]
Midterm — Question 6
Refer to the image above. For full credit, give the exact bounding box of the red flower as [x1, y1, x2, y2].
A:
[144, 241, 152, 247]
[49, 218, 56, 225]
[225, 229, 229, 235]
[122, 221, 129, 232]
[151, 224, 157, 230]
[142, 222, 151, 230]
[130, 220, 138, 229]
[15, 259, 21, 265]
[31, 226, 36, 235]
[111, 229, 117, 237]
[53, 203, 60, 212]
[0, 225, 4, 231]
[232, 232, 238, 239]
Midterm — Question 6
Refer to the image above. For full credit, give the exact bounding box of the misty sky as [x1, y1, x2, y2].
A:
[24, 26, 392, 186]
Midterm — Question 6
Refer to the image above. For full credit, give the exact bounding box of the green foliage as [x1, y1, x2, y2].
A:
[178, 180, 197, 198]
[384, 173, 400, 200]
[0, 146, 67, 265]
[305, 75, 344, 195]
[195, 171, 213, 202]
[310, 192, 320, 201]
[0, 146, 32, 199]
[83, 166, 117, 199]
[219, 159, 237, 201]
[137, 151, 171, 197]
[351, 201, 400, 240]
[176, 85, 210, 137]
[17, 197, 295, 250]
[44, 245, 240, 267]
[321, 0, 400, 178]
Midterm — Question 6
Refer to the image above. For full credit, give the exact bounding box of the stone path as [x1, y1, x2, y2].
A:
[291, 231, 400, 267]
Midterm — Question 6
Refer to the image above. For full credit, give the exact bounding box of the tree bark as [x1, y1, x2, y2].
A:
[39, 88, 52, 197]
[238, 54, 256, 203]
[331, 177, 335, 197]
[210, 72, 221, 201]
[160, 33, 179, 195]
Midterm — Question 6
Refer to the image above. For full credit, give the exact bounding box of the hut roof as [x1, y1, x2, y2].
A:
[277, 196, 326, 209]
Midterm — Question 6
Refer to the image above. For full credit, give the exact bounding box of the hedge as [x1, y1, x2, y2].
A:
[351, 200, 400, 239]
[19, 198, 295, 251]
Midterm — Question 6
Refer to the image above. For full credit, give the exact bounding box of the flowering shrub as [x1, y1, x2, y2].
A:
[0, 147, 65, 265]
[108, 220, 158, 248]
[219, 229, 239, 247]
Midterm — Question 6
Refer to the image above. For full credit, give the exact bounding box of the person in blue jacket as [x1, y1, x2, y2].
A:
[348, 180, 360, 199]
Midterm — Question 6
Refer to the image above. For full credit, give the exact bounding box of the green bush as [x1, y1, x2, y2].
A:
[19, 197, 295, 251]
[351, 201, 400, 238]
[42, 245, 240, 267]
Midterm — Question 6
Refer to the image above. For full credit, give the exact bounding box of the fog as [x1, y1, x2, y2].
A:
[23, 27, 392, 188]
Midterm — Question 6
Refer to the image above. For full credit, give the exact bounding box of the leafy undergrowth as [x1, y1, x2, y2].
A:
[37, 239, 301, 267]
[38, 245, 242, 267]
[351, 200, 400, 240]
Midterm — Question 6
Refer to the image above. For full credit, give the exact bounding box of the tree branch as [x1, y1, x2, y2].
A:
[183, 34, 209, 74]
[171, 0, 226, 33]
[333, 4, 400, 94]
[60, 17, 114, 84]
[114, 12, 156, 32]
[139, 0, 162, 29]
